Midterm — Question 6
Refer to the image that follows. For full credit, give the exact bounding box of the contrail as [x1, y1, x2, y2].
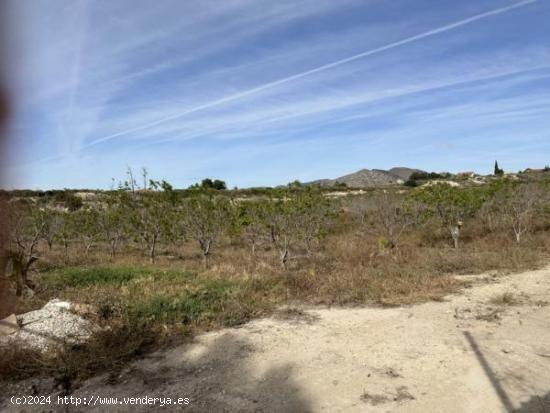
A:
[86, 0, 537, 148]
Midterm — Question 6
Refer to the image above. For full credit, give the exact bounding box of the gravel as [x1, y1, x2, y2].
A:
[0, 299, 93, 352]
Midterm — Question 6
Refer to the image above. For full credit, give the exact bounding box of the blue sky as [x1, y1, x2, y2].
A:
[3, 0, 550, 189]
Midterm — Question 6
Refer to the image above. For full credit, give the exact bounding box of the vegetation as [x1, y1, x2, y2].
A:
[409, 171, 451, 181]
[189, 178, 227, 190]
[1, 174, 550, 384]
[494, 160, 504, 176]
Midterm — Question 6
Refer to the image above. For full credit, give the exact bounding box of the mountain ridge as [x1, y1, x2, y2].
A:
[308, 166, 424, 188]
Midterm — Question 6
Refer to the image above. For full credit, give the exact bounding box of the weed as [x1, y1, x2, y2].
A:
[490, 292, 520, 306]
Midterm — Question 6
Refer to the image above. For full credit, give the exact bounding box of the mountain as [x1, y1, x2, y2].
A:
[309, 167, 425, 188]
[387, 167, 424, 181]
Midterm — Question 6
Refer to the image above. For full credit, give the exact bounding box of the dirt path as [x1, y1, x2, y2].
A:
[4, 266, 550, 412]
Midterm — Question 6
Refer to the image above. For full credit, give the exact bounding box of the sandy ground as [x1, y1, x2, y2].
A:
[3, 266, 550, 412]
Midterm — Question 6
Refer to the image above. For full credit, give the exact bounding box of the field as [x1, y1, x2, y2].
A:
[1, 174, 550, 391]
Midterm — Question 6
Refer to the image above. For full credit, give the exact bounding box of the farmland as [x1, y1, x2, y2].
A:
[1, 172, 550, 389]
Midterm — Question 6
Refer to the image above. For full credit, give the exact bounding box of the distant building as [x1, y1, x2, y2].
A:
[457, 171, 475, 178]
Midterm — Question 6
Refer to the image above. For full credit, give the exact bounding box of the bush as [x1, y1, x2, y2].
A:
[53, 190, 83, 211]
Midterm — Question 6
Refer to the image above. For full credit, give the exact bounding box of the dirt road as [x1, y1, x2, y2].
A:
[3, 266, 550, 412]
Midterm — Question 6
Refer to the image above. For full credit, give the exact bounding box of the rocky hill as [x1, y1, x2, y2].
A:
[309, 167, 424, 188]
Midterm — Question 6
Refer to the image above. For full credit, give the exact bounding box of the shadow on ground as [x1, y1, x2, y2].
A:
[79, 331, 313, 413]
[464, 331, 550, 413]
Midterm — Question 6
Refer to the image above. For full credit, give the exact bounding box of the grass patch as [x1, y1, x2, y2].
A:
[38, 266, 281, 329]
[39, 266, 194, 290]
[1, 266, 284, 386]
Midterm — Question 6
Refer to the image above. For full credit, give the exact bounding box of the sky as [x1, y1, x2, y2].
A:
[2, 0, 550, 189]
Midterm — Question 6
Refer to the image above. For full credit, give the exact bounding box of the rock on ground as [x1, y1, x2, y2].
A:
[0, 299, 92, 352]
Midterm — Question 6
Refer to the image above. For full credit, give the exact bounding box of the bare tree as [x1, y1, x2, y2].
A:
[182, 193, 231, 268]
[236, 200, 270, 257]
[295, 189, 334, 255]
[3, 201, 46, 295]
[38, 207, 58, 250]
[74, 208, 102, 257]
[55, 212, 74, 256]
[126, 180, 177, 263]
[98, 194, 130, 259]
[126, 166, 136, 194]
[415, 184, 484, 248]
[368, 191, 420, 251]
[264, 189, 332, 268]
[493, 183, 541, 243]
[141, 167, 148, 190]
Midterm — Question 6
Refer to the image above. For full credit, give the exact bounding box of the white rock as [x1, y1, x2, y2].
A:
[0, 299, 94, 352]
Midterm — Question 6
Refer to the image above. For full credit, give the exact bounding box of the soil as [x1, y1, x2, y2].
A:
[2, 266, 550, 412]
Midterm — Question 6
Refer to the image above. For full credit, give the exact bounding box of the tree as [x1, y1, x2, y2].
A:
[415, 184, 485, 248]
[287, 180, 303, 189]
[98, 192, 131, 259]
[294, 187, 334, 255]
[490, 183, 541, 243]
[264, 196, 295, 269]
[181, 192, 231, 268]
[73, 208, 102, 257]
[189, 178, 227, 191]
[366, 191, 420, 251]
[212, 179, 227, 190]
[235, 200, 271, 257]
[54, 212, 75, 256]
[37, 207, 58, 250]
[3, 200, 46, 295]
[126, 166, 137, 194]
[494, 161, 504, 176]
[53, 190, 83, 211]
[130, 184, 175, 263]
[141, 167, 149, 190]
[404, 179, 418, 187]
[265, 188, 333, 268]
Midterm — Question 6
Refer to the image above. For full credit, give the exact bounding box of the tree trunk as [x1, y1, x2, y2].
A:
[280, 249, 288, 269]
[12, 255, 35, 297]
[201, 239, 212, 269]
[450, 226, 460, 249]
[110, 239, 118, 260]
[149, 238, 157, 264]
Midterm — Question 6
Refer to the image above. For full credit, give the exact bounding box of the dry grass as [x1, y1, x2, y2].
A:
[489, 292, 520, 306]
[0, 323, 158, 395]
[3, 218, 549, 387]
